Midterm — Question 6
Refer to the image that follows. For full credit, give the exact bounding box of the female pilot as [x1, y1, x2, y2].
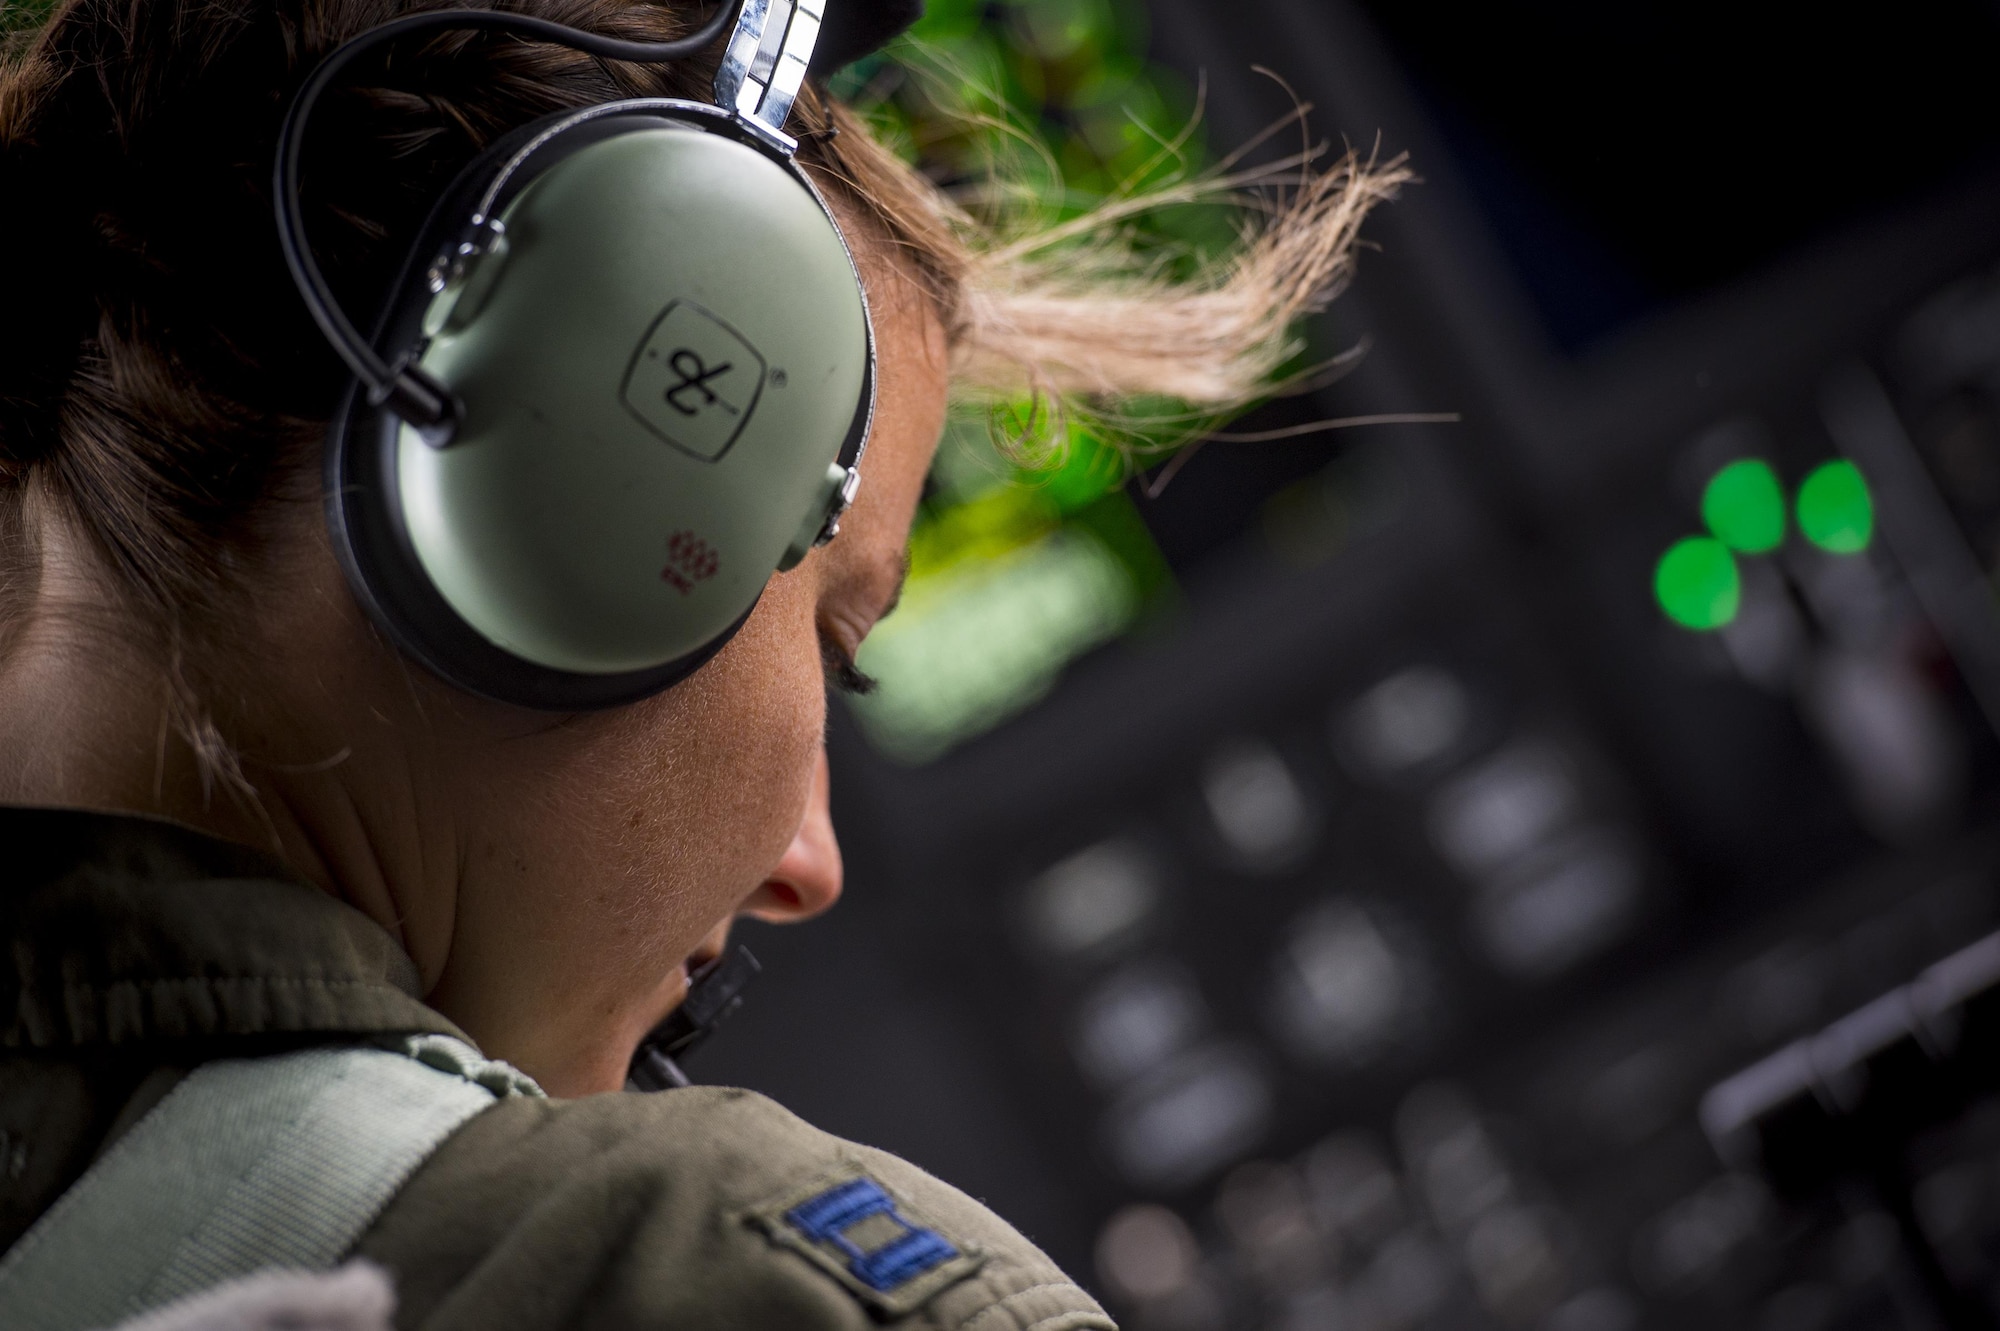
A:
[0, 0, 1400, 1324]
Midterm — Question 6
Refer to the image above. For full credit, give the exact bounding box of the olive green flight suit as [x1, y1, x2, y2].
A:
[0, 808, 1116, 1331]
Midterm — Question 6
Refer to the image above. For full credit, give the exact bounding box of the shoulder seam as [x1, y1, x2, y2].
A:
[1019, 1315, 1114, 1331]
[947, 1282, 1112, 1331]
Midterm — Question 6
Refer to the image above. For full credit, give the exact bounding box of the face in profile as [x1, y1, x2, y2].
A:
[0, 0, 1397, 1102]
[401, 253, 952, 1095]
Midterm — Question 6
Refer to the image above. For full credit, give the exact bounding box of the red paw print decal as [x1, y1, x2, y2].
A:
[661, 530, 721, 594]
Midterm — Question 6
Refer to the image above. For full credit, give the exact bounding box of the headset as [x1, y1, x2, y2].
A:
[276, 0, 875, 711]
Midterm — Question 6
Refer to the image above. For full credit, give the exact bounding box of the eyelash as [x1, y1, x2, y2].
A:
[820, 638, 879, 696]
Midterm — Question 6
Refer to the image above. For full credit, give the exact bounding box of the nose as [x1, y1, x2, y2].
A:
[740, 749, 843, 923]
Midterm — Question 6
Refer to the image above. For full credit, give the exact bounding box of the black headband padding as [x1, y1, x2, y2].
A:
[807, 0, 922, 77]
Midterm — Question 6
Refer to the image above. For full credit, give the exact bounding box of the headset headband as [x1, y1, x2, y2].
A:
[274, 0, 831, 445]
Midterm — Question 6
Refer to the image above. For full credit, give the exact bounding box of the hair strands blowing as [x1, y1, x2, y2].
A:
[0, 0, 1404, 737]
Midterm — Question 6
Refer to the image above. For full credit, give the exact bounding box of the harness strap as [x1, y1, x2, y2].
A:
[0, 1034, 538, 1331]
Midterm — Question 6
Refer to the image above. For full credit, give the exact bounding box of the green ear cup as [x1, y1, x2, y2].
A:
[396, 124, 870, 675]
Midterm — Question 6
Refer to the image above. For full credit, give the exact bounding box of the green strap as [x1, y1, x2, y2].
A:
[0, 1034, 540, 1331]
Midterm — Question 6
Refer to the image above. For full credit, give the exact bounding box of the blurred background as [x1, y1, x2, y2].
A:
[695, 2, 2000, 1327]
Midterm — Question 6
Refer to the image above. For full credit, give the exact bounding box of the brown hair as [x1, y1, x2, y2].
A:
[0, 0, 1403, 696]
[0, 0, 920, 644]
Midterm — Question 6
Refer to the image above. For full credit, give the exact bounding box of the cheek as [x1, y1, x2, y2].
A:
[587, 569, 827, 942]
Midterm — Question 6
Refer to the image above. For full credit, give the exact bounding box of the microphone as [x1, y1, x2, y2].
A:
[627, 944, 763, 1091]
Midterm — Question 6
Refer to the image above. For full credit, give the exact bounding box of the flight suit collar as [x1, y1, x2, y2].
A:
[0, 806, 464, 1050]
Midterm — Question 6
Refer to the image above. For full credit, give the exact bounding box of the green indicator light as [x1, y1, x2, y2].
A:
[1654, 536, 1741, 631]
[1796, 459, 1873, 554]
[1700, 458, 1786, 553]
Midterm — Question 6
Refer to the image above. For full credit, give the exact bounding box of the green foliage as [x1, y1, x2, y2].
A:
[1, 0, 57, 40]
[845, 0, 1210, 587]
[836, 0, 1235, 280]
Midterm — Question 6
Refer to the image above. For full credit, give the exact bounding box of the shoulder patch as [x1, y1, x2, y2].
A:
[745, 1166, 989, 1316]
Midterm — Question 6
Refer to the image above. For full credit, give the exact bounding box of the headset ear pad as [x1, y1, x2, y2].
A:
[391, 125, 871, 682]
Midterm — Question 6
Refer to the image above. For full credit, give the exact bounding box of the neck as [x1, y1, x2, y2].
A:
[0, 519, 450, 964]
[0, 522, 672, 1097]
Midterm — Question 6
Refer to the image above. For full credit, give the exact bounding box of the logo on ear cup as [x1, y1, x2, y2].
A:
[661, 530, 721, 594]
[621, 300, 768, 461]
